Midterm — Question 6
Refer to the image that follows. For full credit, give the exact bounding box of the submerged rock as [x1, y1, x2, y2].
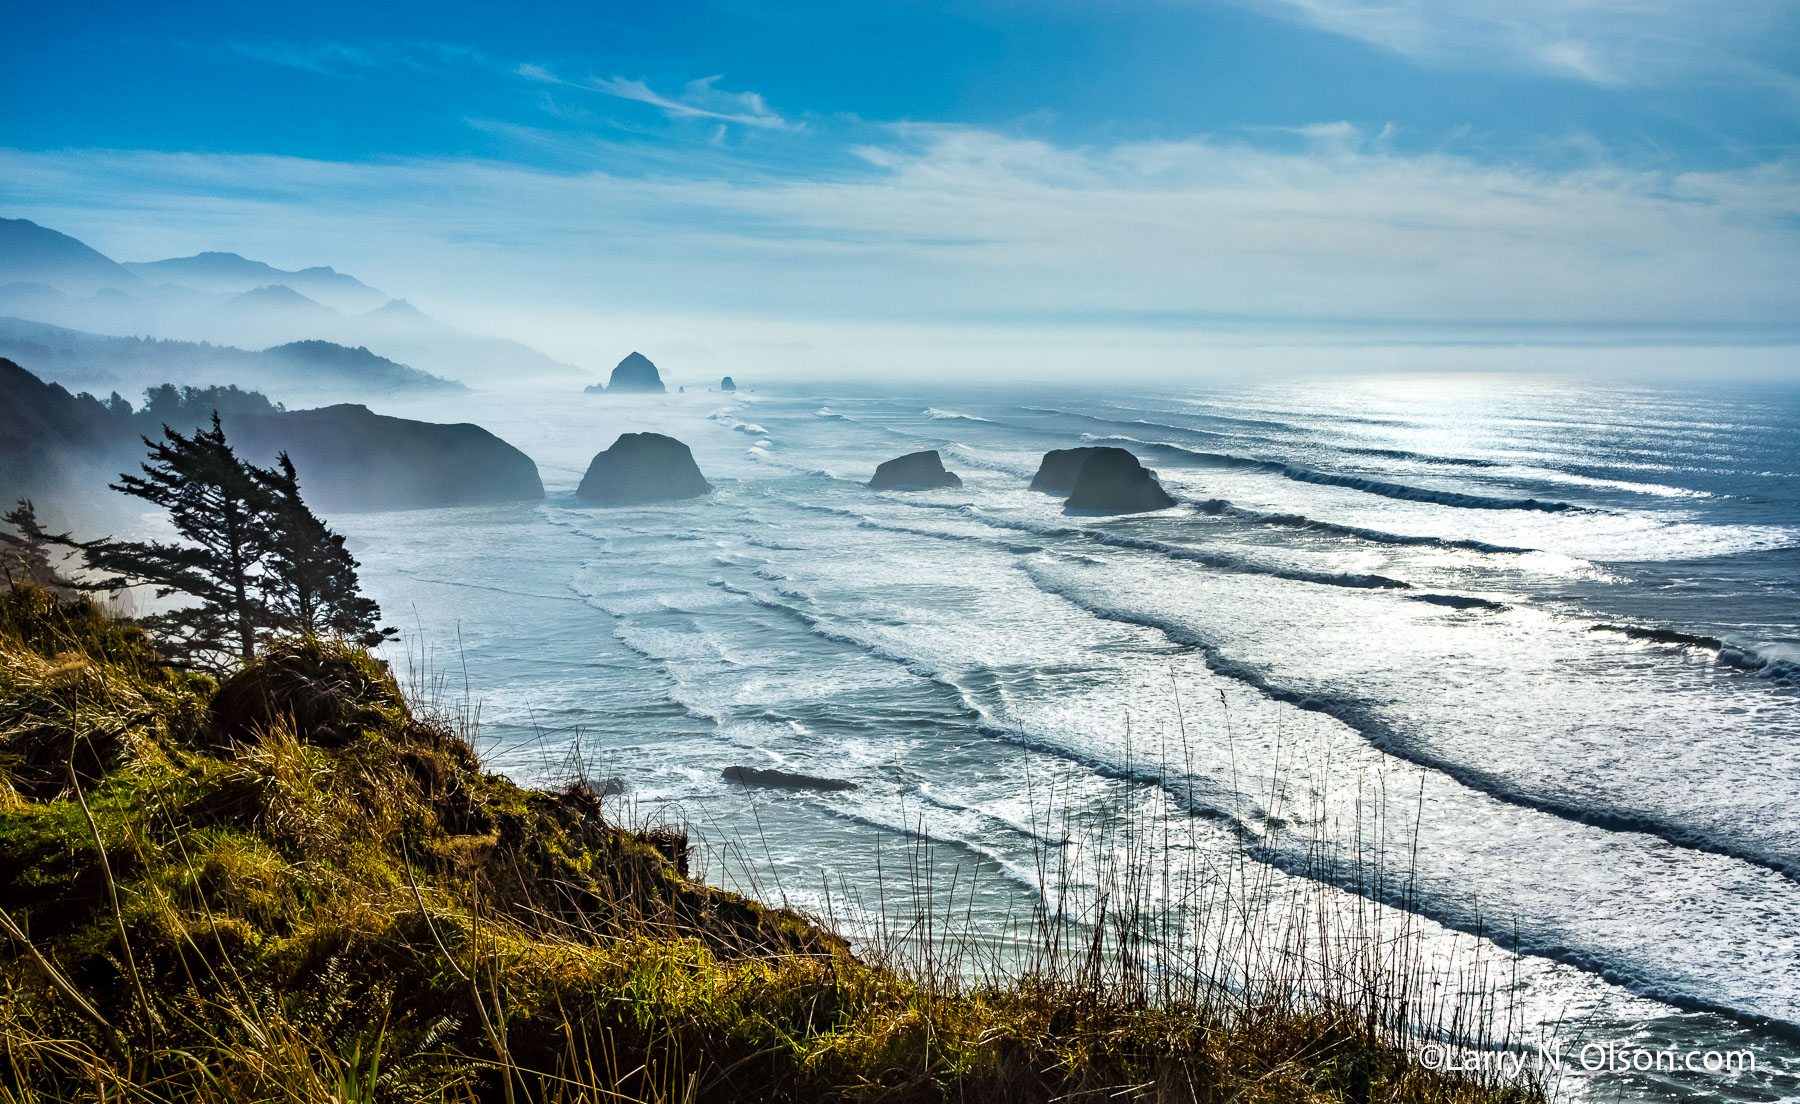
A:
[575, 432, 712, 506]
[868, 450, 963, 491]
[1062, 447, 1176, 514]
[598, 351, 666, 394]
[720, 376, 736, 392]
[721, 765, 858, 792]
[1028, 446, 1106, 494]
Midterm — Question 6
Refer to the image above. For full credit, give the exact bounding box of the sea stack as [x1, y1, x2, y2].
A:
[868, 450, 963, 491]
[575, 432, 712, 506]
[1029, 447, 1106, 494]
[720, 376, 736, 392]
[1059, 447, 1176, 515]
[586, 351, 666, 394]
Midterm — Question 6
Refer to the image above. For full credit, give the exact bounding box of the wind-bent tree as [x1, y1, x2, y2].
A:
[257, 453, 392, 647]
[87, 415, 274, 665]
[0, 500, 75, 591]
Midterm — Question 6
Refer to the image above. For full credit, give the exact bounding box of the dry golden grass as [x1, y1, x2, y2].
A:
[0, 584, 1542, 1103]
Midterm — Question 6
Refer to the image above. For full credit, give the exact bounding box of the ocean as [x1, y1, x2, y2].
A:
[343, 371, 1799, 1102]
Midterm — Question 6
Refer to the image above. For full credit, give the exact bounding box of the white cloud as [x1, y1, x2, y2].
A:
[1231, 0, 1799, 90]
[2, 125, 1796, 362]
[517, 65, 791, 130]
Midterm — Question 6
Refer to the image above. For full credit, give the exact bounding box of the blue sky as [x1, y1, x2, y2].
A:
[4, 0, 1799, 374]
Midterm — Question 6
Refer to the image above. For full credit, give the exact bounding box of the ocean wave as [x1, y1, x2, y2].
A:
[1590, 624, 1800, 688]
[1188, 498, 1537, 554]
[1014, 405, 1249, 443]
[1088, 436, 1583, 513]
[705, 578, 1259, 825]
[706, 568, 1800, 1024]
[949, 510, 1413, 590]
[926, 407, 992, 423]
[1407, 594, 1511, 611]
[1339, 445, 1501, 468]
[1023, 562, 1800, 882]
[824, 497, 1404, 590]
[742, 536, 808, 551]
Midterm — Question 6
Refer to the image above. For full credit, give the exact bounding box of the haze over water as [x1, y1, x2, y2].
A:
[343, 371, 1800, 1104]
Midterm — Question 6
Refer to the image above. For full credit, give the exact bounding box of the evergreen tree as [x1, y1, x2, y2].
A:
[257, 453, 393, 647]
[86, 415, 273, 665]
[0, 500, 76, 592]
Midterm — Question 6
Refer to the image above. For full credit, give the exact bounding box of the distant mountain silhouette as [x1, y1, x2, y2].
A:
[122, 252, 388, 313]
[0, 217, 587, 387]
[0, 316, 463, 398]
[221, 284, 337, 324]
[0, 218, 141, 295]
[260, 341, 465, 393]
[364, 298, 430, 321]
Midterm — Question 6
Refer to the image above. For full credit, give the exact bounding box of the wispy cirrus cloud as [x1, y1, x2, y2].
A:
[1230, 0, 1800, 91]
[519, 65, 791, 130]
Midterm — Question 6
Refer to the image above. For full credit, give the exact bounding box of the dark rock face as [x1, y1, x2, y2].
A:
[868, 450, 963, 491]
[576, 432, 712, 506]
[719, 376, 736, 392]
[1061, 447, 1176, 515]
[0, 357, 542, 514]
[598, 351, 666, 394]
[1029, 447, 1107, 494]
[231, 404, 545, 511]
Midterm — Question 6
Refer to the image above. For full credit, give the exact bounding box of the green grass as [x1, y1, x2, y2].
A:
[0, 583, 1542, 1103]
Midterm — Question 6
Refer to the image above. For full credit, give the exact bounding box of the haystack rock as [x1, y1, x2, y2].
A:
[575, 432, 712, 506]
[1060, 447, 1176, 515]
[720, 376, 736, 392]
[868, 450, 963, 491]
[585, 351, 666, 394]
[1028, 446, 1106, 494]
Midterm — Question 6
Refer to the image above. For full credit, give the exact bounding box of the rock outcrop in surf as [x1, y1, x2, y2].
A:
[575, 432, 712, 506]
[584, 351, 666, 394]
[1029, 447, 1106, 494]
[868, 450, 963, 491]
[720, 376, 736, 392]
[1062, 447, 1176, 514]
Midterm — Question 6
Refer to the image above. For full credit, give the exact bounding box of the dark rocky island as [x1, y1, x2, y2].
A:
[575, 432, 713, 506]
[1029, 446, 1107, 494]
[1062, 446, 1176, 514]
[720, 375, 736, 392]
[868, 449, 963, 491]
[585, 351, 666, 394]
